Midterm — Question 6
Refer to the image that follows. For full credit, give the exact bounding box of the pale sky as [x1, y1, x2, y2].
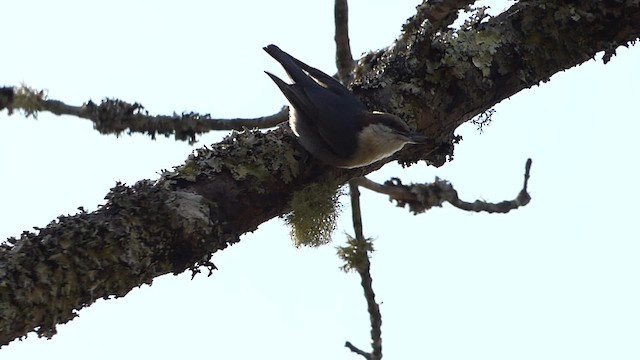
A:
[1, 1, 639, 359]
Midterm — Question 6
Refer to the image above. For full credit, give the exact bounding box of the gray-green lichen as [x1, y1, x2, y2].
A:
[168, 128, 300, 192]
[165, 191, 212, 229]
[0, 179, 221, 345]
[441, 28, 502, 78]
[11, 84, 46, 118]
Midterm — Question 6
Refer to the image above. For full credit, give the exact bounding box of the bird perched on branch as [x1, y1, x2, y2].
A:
[264, 44, 428, 168]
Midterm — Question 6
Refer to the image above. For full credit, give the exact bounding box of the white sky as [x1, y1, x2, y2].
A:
[1, 1, 639, 359]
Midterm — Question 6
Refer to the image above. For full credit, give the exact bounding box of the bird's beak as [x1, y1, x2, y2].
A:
[406, 132, 431, 144]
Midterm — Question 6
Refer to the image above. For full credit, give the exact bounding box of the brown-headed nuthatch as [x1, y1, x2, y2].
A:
[264, 44, 428, 168]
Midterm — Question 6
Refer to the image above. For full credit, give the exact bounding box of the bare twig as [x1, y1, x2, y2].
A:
[334, 0, 355, 85]
[2, 85, 288, 144]
[343, 180, 383, 360]
[352, 158, 533, 215]
[345, 341, 371, 360]
[349, 181, 365, 240]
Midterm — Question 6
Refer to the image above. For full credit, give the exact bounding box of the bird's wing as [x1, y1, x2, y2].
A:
[300, 85, 361, 158]
[263, 45, 318, 88]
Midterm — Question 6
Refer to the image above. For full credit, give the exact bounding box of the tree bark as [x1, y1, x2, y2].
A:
[1, 0, 638, 346]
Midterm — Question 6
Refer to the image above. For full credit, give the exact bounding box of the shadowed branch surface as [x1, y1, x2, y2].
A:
[1, 0, 639, 346]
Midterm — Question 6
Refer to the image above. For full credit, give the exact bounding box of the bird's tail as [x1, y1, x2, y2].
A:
[263, 44, 315, 87]
[263, 44, 352, 97]
[263, 71, 290, 96]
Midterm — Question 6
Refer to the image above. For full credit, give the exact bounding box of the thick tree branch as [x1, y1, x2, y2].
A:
[353, 0, 640, 166]
[0, 127, 379, 346]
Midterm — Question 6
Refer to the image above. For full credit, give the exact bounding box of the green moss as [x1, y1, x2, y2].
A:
[336, 235, 374, 273]
[284, 181, 341, 247]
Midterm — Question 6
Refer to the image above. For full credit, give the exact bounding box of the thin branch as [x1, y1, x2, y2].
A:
[2, 85, 288, 144]
[352, 158, 532, 215]
[334, 0, 355, 85]
[343, 180, 383, 360]
[349, 180, 365, 240]
[343, 159, 532, 359]
[450, 158, 532, 212]
[357, 253, 383, 360]
[345, 341, 371, 360]
[351, 177, 414, 202]
[402, 0, 477, 37]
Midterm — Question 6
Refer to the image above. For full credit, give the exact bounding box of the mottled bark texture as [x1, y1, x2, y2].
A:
[1, 0, 639, 346]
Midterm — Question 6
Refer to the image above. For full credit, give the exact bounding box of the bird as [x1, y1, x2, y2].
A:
[263, 44, 428, 168]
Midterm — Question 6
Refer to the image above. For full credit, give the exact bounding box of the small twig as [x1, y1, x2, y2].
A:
[358, 255, 382, 360]
[523, 158, 532, 190]
[2, 85, 288, 144]
[349, 180, 365, 240]
[352, 158, 533, 215]
[345, 341, 371, 360]
[334, 0, 355, 85]
[351, 177, 414, 202]
[344, 180, 383, 360]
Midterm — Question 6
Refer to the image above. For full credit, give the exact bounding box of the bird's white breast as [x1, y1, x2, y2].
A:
[347, 124, 409, 168]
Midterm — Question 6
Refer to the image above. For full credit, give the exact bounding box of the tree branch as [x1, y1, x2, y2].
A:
[2, 85, 288, 144]
[353, 0, 640, 166]
[345, 341, 371, 360]
[402, 0, 477, 37]
[334, 0, 355, 85]
[353, 158, 532, 215]
[0, 127, 373, 346]
[342, 181, 383, 360]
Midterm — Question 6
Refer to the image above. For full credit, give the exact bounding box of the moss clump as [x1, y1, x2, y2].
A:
[285, 181, 342, 247]
[336, 235, 374, 273]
